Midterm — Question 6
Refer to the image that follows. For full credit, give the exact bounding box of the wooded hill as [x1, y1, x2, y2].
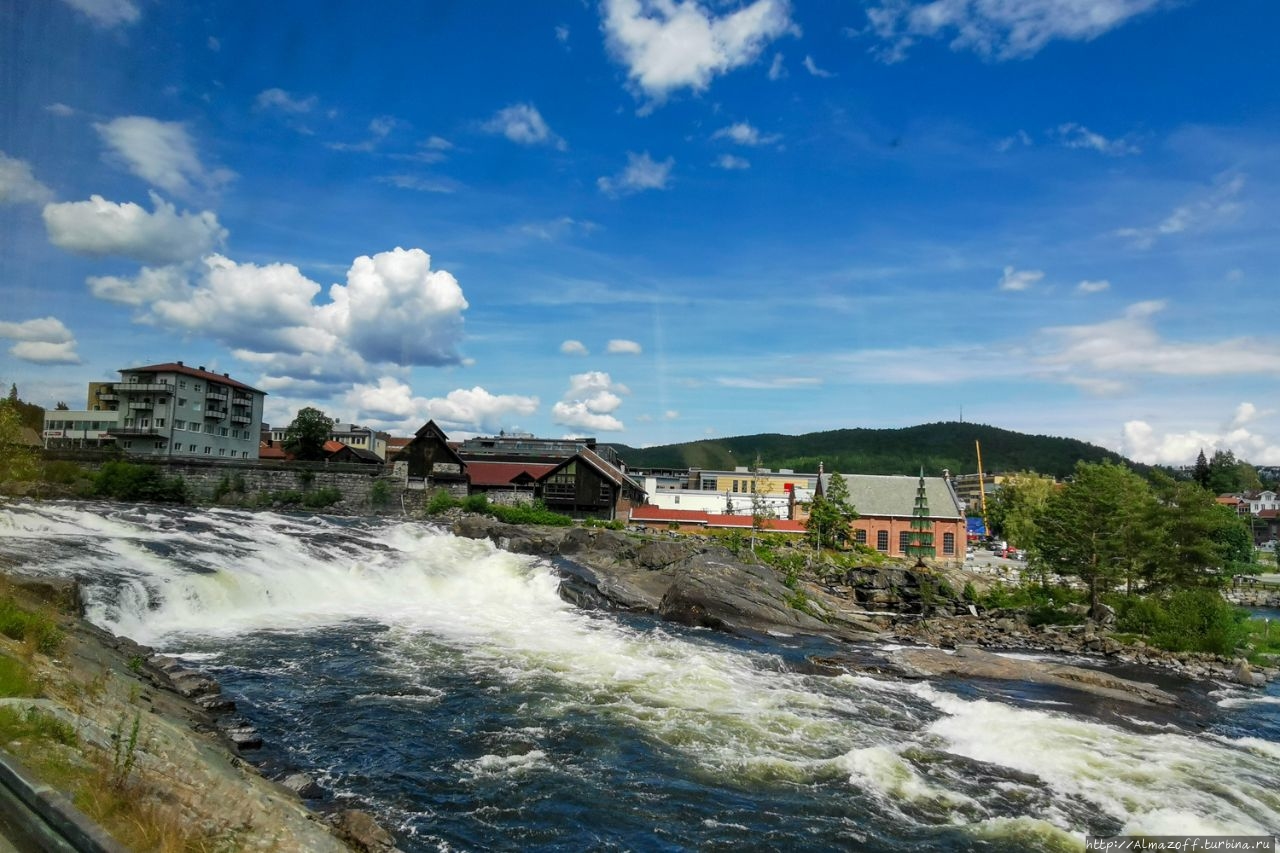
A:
[606, 421, 1133, 479]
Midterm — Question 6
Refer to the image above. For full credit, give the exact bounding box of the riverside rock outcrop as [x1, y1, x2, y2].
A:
[450, 517, 882, 640]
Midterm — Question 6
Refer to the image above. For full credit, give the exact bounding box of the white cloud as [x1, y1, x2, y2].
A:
[1076, 279, 1110, 294]
[556, 24, 570, 43]
[1039, 301, 1280, 379]
[59, 0, 139, 28]
[1054, 122, 1139, 155]
[561, 340, 589, 356]
[607, 339, 643, 354]
[998, 265, 1043, 292]
[597, 151, 674, 197]
[0, 317, 80, 365]
[712, 121, 780, 146]
[376, 174, 461, 194]
[552, 371, 628, 432]
[87, 264, 189, 306]
[664, 410, 680, 420]
[1232, 403, 1258, 428]
[328, 116, 400, 152]
[802, 55, 834, 77]
[601, 0, 796, 103]
[1116, 172, 1245, 249]
[481, 104, 566, 150]
[43, 192, 227, 264]
[1120, 405, 1280, 466]
[715, 376, 820, 389]
[865, 0, 1170, 62]
[207, 36, 220, 51]
[344, 377, 538, 433]
[715, 154, 751, 170]
[767, 52, 787, 80]
[45, 103, 76, 117]
[254, 88, 318, 114]
[95, 117, 233, 198]
[996, 129, 1032, 152]
[0, 152, 53, 205]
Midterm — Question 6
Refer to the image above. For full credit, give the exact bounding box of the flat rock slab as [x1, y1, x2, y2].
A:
[893, 645, 1178, 706]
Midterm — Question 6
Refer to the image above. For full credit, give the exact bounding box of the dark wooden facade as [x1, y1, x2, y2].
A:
[536, 449, 644, 521]
[394, 420, 468, 488]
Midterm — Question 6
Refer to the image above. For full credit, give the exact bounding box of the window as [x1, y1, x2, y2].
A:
[854, 529, 867, 545]
[219, 427, 228, 436]
[544, 473, 575, 498]
[178, 398, 187, 407]
[179, 381, 186, 389]
[155, 418, 165, 427]
[205, 424, 215, 434]
[218, 448, 226, 456]
[204, 446, 211, 454]
[899, 531, 910, 554]
[876, 530, 889, 552]
[122, 440, 132, 448]
[732, 481, 739, 493]
[189, 444, 197, 452]
[943, 532, 956, 555]
[174, 420, 185, 430]
[242, 451, 248, 458]
[599, 483, 611, 502]
[702, 480, 717, 491]
[674, 495, 680, 504]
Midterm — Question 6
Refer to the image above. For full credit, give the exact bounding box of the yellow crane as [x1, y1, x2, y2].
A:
[975, 439, 988, 532]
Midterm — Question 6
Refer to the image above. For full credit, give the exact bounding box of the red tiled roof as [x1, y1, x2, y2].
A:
[120, 362, 265, 395]
[467, 460, 556, 487]
[1258, 509, 1279, 519]
[322, 440, 345, 453]
[629, 506, 703, 524]
[258, 444, 290, 460]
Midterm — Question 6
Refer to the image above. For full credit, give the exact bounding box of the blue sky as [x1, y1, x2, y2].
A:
[2, 0, 1278, 466]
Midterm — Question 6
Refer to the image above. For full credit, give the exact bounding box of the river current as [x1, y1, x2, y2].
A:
[1, 501, 1277, 851]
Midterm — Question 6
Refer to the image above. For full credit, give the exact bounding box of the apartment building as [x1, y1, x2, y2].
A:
[102, 362, 266, 460]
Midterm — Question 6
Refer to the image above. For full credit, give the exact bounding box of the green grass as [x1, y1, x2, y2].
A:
[0, 705, 77, 747]
[0, 655, 43, 697]
[0, 597, 64, 654]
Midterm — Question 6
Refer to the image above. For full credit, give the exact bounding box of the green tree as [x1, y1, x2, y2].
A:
[1031, 461, 1154, 615]
[1145, 474, 1247, 589]
[806, 471, 857, 549]
[748, 455, 773, 550]
[283, 407, 334, 461]
[1207, 449, 1241, 494]
[0, 401, 39, 483]
[1192, 449, 1210, 490]
[985, 472, 1056, 549]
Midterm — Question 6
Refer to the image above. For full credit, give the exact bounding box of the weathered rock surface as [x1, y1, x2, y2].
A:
[331, 808, 400, 852]
[891, 645, 1178, 705]
[452, 517, 881, 641]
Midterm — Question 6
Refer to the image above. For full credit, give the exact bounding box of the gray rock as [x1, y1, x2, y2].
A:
[332, 809, 398, 853]
[282, 772, 324, 799]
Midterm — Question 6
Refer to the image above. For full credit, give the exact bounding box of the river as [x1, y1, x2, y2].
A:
[1, 501, 1277, 851]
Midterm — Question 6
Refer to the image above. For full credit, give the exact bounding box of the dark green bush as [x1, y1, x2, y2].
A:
[1112, 590, 1250, 656]
[0, 599, 63, 654]
[425, 489, 457, 515]
[370, 479, 392, 508]
[41, 461, 86, 485]
[486, 500, 572, 526]
[463, 493, 489, 513]
[93, 461, 187, 503]
[301, 487, 342, 508]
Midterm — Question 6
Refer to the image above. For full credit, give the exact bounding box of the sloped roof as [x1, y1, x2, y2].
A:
[120, 362, 265, 395]
[258, 443, 290, 460]
[819, 473, 964, 519]
[541, 448, 645, 494]
[467, 460, 556, 487]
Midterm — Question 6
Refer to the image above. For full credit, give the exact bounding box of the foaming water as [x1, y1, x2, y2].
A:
[2, 500, 1278, 851]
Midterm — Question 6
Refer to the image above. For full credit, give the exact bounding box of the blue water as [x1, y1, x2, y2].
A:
[2, 501, 1278, 851]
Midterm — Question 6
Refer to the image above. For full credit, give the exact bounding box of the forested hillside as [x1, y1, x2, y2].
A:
[607, 421, 1131, 479]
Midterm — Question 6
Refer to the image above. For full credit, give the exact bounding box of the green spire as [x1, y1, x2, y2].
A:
[906, 466, 935, 566]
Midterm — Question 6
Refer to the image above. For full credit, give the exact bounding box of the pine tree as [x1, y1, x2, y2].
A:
[1192, 449, 1211, 490]
[906, 468, 935, 566]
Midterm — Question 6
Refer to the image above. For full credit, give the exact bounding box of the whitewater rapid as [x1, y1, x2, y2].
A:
[1, 500, 1276, 849]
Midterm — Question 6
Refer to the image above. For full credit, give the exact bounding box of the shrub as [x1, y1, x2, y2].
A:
[962, 582, 978, 603]
[1112, 589, 1250, 657]
[425, 489, 457, 515]
[582, 517, 623, 530]
[41, 461, 86, 485]
[0, 656, 42, 698]
[301, 486, 342, 508]
[370, 479, 392, 508]
[463, 493, 489, 513]
[93, 461, 187, 503]
[486, 500, 572, 526]
[0, 598, 64, 653]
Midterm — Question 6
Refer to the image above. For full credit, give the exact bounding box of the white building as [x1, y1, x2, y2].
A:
[42, 410, 119, 449]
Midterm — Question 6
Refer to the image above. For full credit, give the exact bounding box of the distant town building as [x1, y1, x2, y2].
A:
[801, 473, 967, 562]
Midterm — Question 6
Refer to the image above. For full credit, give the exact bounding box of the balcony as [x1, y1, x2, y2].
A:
[205, 407, 228, 419]
[95, 392, 119, 402]
[119, 382, 173, 392]
[107, 426, 164, 437]
[127, 401, 153, 411]
[231, 395, 253, 407]
[231, 413, 252, 425]
[206, 390, 229, 403]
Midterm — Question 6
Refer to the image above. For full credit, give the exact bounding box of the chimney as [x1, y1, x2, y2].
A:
[198, 365, 205, 371]
[177, 360, 183, 366]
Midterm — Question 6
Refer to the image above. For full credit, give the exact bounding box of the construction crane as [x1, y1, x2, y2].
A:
[975, 440, 988, 533]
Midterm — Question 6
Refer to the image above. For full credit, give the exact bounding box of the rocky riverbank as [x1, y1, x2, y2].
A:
[451, 515, 1278, 702]
[0, 573, 398, 852]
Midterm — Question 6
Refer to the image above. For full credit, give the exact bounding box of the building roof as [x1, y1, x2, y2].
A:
[818, 473, 964, 519]
[322, 440, 345, 454]
[466, 460, 556, 487]
[119, 362, 265, 395]
[258, 443, 290, 460]
[386, 437, 412, 452]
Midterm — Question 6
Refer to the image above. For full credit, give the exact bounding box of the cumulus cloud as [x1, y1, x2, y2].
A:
[482, 104, 566, 150]
[87, 264, 189, 306]
[715, 154, 751, 170]
[598, 151, 674, 197]
[601, 0, 796, 104]
[864, 0, 1171, 62]
[0, 317, 80, 364]
[998, 265, 1044, 292]
[59, 0, 139, 28]
[1116, 173, 1245, 249]
[254, 88, 318, 114]
[1120, 404, 1280, 466]
[712, 121, 780, 146]
[344, 377, 538, 433]
[0, 152, 54, 205]
[1054, 122, 1140, 156]
[43, 192, 227, 264]
[561, 340, 589, 356]
[552, 371, 628, 432]
[95, 117, 233, 198]
[607, 339, 643, 354]
[1076, 279, 1110, 294]
[802, 55, 834, 77]
[45, 103, 76, 117]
